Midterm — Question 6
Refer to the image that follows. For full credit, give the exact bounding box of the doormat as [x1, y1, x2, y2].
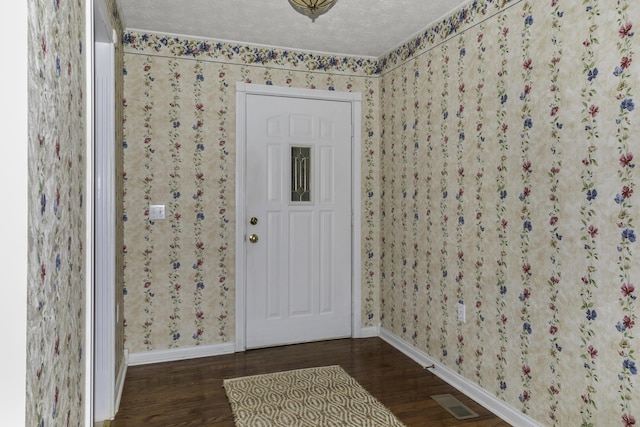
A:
[431, 393, 479, 420]
[223, 365, 407, 426]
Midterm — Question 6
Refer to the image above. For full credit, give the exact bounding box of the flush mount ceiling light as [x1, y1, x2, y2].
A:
[288, 0, 338, 22]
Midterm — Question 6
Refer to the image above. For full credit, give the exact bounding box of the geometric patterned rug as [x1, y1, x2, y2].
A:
[223, 365, 407, 426]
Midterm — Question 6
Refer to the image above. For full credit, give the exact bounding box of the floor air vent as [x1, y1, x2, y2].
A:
[431, 394, 479, 420]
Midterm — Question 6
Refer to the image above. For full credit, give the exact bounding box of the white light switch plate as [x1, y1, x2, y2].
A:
[457, 301, 466, 323]
[149, 204, 165, 220]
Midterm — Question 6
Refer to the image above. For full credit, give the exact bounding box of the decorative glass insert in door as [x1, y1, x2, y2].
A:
[291, 146, 311, 202]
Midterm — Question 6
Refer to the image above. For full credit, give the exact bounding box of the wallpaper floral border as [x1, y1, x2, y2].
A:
[378, 0, 516, 73]
[123, 31, 379, 77]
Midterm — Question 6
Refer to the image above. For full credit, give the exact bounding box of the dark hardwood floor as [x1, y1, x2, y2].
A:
[111, 338, 511, 426]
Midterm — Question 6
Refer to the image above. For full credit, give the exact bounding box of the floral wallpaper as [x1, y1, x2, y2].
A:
[122, 34, 380, 353]
[379, 0, 639, 425]
[27, 0, 86, 425]
[27, 0, 123, 424]
[122, 0, 639, 424]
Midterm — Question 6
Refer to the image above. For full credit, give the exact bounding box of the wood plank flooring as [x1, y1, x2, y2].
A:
[111, 338, 511, 426]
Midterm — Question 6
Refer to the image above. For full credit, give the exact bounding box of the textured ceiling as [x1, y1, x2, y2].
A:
[117, 0, 469, 58]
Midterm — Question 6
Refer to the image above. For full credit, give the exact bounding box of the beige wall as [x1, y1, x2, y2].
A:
[379, 0, 640, 425]
[27, 0, 88, 423]
[122, 35, 381, 352]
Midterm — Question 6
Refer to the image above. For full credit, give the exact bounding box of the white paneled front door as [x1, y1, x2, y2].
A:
[244, 92, 353, 349]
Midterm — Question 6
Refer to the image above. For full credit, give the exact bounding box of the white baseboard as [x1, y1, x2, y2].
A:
[114, 348, 128, 416]
[128, 342, 236, 366]
[356, 325, 380, 338]
[379, 328, 541, 427]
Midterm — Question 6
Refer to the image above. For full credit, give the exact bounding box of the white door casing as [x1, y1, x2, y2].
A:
[236, 83, 362, 351]
[93, 0, 118, 421]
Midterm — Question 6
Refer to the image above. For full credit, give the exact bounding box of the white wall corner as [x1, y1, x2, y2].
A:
[378, 328, 542, 427]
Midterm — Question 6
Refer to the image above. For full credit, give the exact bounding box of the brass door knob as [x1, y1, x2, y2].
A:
[249, 234, 259, 244]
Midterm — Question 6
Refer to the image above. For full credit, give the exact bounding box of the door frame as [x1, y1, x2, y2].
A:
[93, 0, 118, 420]
[235, 82, 362, 351]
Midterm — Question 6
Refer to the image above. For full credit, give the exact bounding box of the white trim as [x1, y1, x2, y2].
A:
[235, 85, 247, 352]
[379, 328, 542, 427]
[350, 95, 363, 338]
[93, 0, 117, 421]
[114, 349, 128, 418]
[358, 326, 380, 338]
[1, 2, 27, 425]
[237, 82, 361, 102]
[85, 0, 96, 425]
[235, 83, 363, 351]
[128, 343, 236, 366]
